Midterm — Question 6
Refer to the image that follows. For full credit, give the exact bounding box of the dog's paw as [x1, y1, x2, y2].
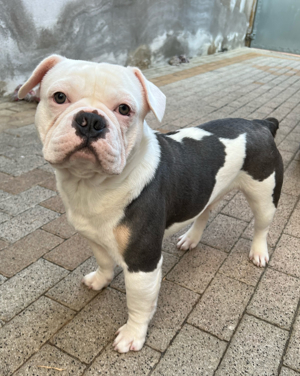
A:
[113, 323, 147, 353]
[177, 232, 199, 251]
[82, 270, 112, 290]
[249, 249, 269, 268]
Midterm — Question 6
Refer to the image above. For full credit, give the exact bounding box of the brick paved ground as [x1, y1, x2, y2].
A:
[0, 47, 300, 375]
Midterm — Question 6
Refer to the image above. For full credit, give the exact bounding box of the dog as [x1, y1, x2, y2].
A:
[18, 55, 283, 353]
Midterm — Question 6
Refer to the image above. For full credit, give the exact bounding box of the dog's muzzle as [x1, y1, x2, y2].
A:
[72, 110, 108, 141]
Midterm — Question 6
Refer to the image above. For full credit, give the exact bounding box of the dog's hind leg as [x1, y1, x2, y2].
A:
[240, 171, 279, 267]
[82, 239, 115, 290]
[177, 206, 210, 250]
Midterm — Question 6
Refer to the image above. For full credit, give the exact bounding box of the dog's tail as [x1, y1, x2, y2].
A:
[263, 117, 279, 138]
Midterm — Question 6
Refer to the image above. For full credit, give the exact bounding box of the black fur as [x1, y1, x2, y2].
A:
[121, 118, 283, 273]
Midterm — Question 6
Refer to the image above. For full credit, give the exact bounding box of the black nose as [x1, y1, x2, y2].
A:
[73, 111, 107, 140]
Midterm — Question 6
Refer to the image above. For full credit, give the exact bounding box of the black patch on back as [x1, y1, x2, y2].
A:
[120, 118, 283, 272]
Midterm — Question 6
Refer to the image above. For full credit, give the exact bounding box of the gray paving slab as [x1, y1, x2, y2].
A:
[0, 210, 10, 224]
[0, 186, 55, 216]
[152, 324, 227, 376]
[85, 345, 161, 376]
[0, 205, 59, 242]
[188, 273, 253, 341]
[0, 189, 12, 202]
[0, 258, 69, 321]
[51, 288, 128, 363]
[282, 160, 300, 196]
[284, 201, 300, 238]
[280, 367, 300, 376]
[219, 238, 272, 286]
[146, 280, 199, 352]
[13, 344, 86, 376]
[46, 256, 101, 311]
[0, 153, 45, 176]
[247, 268, 300, 329]
[0, 229, 63, 277]
[0, 296, 75, 376]
[284, 310, 300, 372]
[221, 192, 253, 222]
[215, 315, 288, 376]
[270, 234, 300, 278]
[166, 244, 227, 294]
[0, 274, 7, 286]
[201, 214, 248, 252]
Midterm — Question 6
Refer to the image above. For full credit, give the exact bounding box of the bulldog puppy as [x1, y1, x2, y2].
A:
[18, 55, 283, 353]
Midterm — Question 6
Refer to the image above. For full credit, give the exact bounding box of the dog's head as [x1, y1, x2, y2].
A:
[18, 55, 166, 176]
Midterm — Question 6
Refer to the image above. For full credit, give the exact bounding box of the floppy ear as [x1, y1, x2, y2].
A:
[131, 67, 166, 122]
[18, 54, 65, 99]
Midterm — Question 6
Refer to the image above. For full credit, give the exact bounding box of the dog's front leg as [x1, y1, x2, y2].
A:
[113, 256, 163, 353]
[82, 239, 115, 290]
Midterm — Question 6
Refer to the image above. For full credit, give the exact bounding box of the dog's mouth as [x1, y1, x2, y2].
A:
[69, 146, 98, 163]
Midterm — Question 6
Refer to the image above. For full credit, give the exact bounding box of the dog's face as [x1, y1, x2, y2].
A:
[19, 55, 166, 176]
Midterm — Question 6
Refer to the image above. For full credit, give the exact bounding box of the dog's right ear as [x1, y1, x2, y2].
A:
[18, 55, 65, 99]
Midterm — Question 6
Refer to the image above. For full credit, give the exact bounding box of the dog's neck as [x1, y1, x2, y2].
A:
[54, 121, 160, 206]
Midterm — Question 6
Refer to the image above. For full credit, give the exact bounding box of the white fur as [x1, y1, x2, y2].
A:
[113, 257, 163, 352]
[167, 127, 211, 142]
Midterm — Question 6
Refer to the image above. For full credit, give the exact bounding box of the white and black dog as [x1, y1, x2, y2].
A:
[18, 55, 283, 353]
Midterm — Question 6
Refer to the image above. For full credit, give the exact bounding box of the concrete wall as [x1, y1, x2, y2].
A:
[0, 0, 254, 95]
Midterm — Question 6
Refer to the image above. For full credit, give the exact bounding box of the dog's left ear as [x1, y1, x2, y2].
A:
[18, 54, 65, 99]
[131, 67, 166, 122]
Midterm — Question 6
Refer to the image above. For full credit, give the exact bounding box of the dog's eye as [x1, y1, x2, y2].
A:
[54, 92, 67, 104]
[118, 104, 130, 116]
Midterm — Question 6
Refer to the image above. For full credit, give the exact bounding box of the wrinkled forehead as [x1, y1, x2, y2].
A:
[42, 59, 143, 103]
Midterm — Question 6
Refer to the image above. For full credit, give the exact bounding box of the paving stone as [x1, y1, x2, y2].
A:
[85, 345, 160, 376]
[0, 153, 45, 176]
[0, 168, 52, 195]
[0, 229, 63, 277]
[278, 139, 300, 154]
[51, 288, 127, 363]
[0, 186, 56, 215]
[146, 280, 199, 352]
[284, 311, 300, 372]
[0, 189, 12, 202]
[0, 274, 7, 286]
[0, 239, 8, 250]
[0, 205, 59, 242]
[0, 258, 69, 321]
[13, 344, 86, 376]
[221, 191, 253, 222]
[243, 192, 297, 247]
[42, 213, 76, 239]
[111, 251, 179, 293]
[215, 315, 288, 376]
[219, 238, 267, 286]
[0, 296, 75, 376]
[280, 150, 296, 169]
[201, 214, 248, 252]
[188, 273, 253, 341]
[38, 176, 57, 191]
[280, 367, 300, 376]
[40, 194, 65, 213]
[166, 244, 227, 293]
[152, 324, 226, 376]
[270, 234, 300, 278]
[282, 160, 300, 196]
[46, 256, 101, 311]
[0, 210, 10, 224]
[44, 233, 92, 270]
[247, 268, 300, 329]
[285, 201, 300, 238]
